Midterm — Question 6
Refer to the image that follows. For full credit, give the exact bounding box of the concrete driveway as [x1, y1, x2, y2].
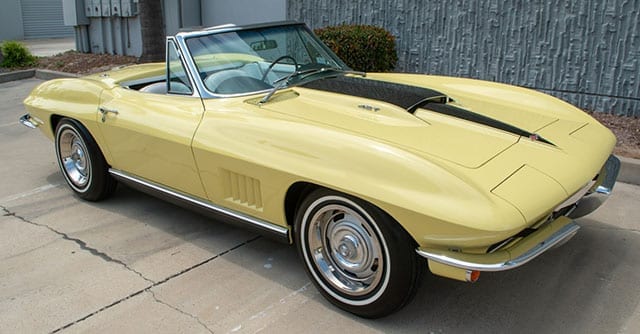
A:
[22, 38, 76, 57]
[1, 78, 639, 333]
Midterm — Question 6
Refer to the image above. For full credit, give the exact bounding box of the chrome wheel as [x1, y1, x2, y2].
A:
[295, 190, 423, 318]
[58, 127, 91, 189]
[299, 194, 392, 309]
[54, 119, 116, 201]
[308, 203, 385, 296]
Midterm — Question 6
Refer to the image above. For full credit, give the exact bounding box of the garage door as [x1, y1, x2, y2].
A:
[21, 0, 74, 39]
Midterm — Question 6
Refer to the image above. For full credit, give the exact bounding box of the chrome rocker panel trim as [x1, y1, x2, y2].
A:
[109, 169, 290, 243]
[416, 220, 580, 272]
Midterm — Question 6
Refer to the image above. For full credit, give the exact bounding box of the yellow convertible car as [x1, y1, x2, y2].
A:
[21, 21, 619, 318]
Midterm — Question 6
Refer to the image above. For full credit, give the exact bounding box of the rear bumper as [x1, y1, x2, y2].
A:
[19, 113, 42, 129]
[416, 216, 579, 272]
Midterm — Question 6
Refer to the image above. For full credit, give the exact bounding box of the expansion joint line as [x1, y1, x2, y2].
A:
[47, 234, 261, 333]
[1, 205, 260, 333]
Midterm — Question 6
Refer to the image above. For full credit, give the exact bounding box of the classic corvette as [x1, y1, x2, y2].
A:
[21, 21, 619, 318]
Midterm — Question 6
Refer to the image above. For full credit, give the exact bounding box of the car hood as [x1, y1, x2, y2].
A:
[254, 75, 562, 169]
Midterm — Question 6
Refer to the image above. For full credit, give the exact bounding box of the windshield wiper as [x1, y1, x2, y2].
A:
[259, 67, 366, 104]
[258, 69, 308, 104]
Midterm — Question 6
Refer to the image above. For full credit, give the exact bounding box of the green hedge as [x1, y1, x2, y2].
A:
[1, 40, 36, 68]
[315, 24, 398, 72]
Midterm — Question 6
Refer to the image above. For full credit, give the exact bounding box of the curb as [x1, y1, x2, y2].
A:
[1, 69, 639, 186]
[0, 69, 36, 83]
[0, 69, 77, 84]
[618, 156, 640, 186]
[34, 69, 78, 80]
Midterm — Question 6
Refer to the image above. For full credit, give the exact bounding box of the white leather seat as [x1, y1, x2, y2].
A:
[140, 81, 191, 94]
[139, 82, 167, 94]
[203, 69, 249, 93]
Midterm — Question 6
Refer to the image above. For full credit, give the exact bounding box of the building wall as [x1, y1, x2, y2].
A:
[66, 0, 288, 57]
[288, 0, 640, 116]
[0, 0, 25, 41]
[202, 0, 286, 27]
[164, 0, 202, 36]
[0, 0, 74, 41]
[86, 17, 142, 56]
[21, 0, 74, 38]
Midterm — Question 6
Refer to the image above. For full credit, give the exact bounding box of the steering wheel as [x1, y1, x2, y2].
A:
[261, 55, 298, 82]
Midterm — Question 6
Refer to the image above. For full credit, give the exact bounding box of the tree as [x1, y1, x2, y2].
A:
[138, 0, 165, 62]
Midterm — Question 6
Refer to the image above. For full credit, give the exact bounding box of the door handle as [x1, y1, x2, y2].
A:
[99, 106, 119, 122]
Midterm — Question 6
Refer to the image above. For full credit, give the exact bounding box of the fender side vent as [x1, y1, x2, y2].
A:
[222, 170, 263, 211]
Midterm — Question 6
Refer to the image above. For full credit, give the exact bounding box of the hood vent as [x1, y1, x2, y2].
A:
[301, 75, 447, 111]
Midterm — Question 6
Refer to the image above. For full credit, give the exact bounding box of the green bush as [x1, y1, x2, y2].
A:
[1, 40, 37, 68]
[315, 25, 398, 72]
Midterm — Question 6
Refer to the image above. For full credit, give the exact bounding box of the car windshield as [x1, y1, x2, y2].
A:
[185, 24, 349, 96]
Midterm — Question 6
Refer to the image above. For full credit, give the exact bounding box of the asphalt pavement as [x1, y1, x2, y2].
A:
[1, 78, 639, 333]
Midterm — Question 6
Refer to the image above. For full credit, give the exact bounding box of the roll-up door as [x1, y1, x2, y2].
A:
[21, 0, 74, 39]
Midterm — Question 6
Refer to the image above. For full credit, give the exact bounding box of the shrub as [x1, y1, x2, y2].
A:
[315, 25, 398, 72]
[1, 40, 37, 68]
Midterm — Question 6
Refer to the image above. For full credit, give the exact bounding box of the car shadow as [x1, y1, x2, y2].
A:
[47, 178, 639, 333]
[373, 217, 640, 333]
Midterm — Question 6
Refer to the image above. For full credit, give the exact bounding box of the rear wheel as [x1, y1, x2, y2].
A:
[55, 119, 116, 201]
[294, 188, 423, 318]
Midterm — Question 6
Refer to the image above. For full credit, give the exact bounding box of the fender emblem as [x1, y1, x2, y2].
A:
[529, 134, 540, 141]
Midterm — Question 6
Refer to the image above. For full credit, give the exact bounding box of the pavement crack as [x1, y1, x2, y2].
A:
[47, 234, 261, 333]
[148, 290, 214, 334]
[1, 205, 154, 284]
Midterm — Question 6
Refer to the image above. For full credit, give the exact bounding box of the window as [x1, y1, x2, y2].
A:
[167, 40, 193, 95]
[184, 24, 348, 96]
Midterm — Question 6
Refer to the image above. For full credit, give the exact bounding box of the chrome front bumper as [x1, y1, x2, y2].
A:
[416, 154, 619, 273]
[568, 155, 620, 218]
[417, 217, 580, 272]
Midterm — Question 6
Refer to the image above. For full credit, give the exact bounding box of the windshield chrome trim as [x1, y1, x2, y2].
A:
[175, 21, 303, 39]
[174, 34, 211, 99]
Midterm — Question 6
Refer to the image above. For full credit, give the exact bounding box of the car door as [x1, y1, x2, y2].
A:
[97, 41, 207, 198]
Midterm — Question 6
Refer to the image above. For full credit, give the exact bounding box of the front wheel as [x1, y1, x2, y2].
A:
[294, 189, 423, 318]
[55, 118, 116, 201]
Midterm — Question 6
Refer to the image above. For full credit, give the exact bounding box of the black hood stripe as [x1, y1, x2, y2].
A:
[422, 103, 555, 146]
[301, 75, 554, 146]
[301, 75, 446, 110]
